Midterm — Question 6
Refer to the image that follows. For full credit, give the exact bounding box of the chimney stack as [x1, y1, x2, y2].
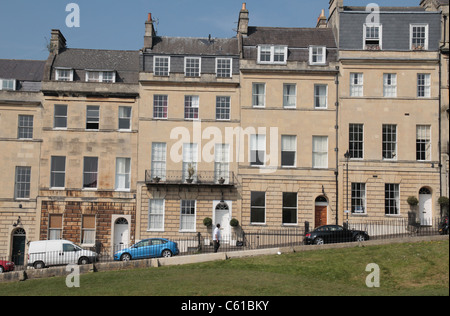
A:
[238, 3, 249, 37]
[316, 9, 328, 28]
[144, 13, 156, 49]
[50, 29, 67, 55]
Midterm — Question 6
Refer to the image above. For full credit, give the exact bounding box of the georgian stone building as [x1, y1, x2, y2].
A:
[0, 1, 447, 263]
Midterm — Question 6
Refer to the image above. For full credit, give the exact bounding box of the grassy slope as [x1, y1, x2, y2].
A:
[0, 240, 448, 296]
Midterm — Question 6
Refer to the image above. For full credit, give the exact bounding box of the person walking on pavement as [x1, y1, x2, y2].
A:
[213, 224, 221, 253]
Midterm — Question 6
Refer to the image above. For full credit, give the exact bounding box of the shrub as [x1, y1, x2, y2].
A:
[230, 218, 239, 227]
[438, 196, 449, 207]
[407, 196, 419, 206]
[203, 217, 212, 227]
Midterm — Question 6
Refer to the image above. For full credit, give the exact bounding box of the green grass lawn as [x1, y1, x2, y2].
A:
[1, 240, 448, 296]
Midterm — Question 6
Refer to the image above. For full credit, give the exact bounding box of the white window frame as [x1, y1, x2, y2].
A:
[184, 95, 200, 120]
[0, 78, 16, 91]
[151, 142, 167, 181]
[281, 135, 297, 168]
[257, 45, 288, 65]
[55, 68, 73, 82]
[216, 58, 233, 78]
[314, 84, 328, 109]
[50, 156, 66, 189]
[283, 84, 297, 109]
[216, 96, 231, 121]
[252, 83, 266, 108]
[383, 74, 397, 98]
[309, 46, 326, 65]
[85, 70, 116, 83]
[214, 144, 230, 184]
[410, 24, 429, 51]
[115, 157, 131, 191]
[351, 183, 367, 215]
[180, 200, 196, 232]
[416, 125, 431, 162]
[184, 57, 201, 77]
[118, 106, 132, 131]
[154, 56, 170, 76]
[417, 74, 431, 98]
[350, 73, 364, 97]
[382, 124, 397, 161]
[250, 134, 266, 167]
[312, 136, 328, 169]
[148, 199, 165, 232]
[363, 24, 383, 50]
[385, 183, 400, 216]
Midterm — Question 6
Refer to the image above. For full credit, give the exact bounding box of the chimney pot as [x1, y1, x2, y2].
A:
[148, 13, 152, 22]
[242, 3, 247, 11]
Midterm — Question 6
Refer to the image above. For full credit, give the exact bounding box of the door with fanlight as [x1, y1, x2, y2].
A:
[419, 188, 432, 226]
[213, 201, 232, 243]
[113, 217, 130, 251]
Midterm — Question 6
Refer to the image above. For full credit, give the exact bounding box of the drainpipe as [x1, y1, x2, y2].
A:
[335, 66, 340, 225]
[439, 15, 448, 217]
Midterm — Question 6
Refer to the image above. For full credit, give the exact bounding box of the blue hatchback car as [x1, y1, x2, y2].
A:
[114, 238, 179, 261]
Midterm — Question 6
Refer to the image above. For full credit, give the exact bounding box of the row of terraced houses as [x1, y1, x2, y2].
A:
[1, 0, 449, 264]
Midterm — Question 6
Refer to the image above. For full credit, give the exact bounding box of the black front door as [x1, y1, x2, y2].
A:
[12, 229, 26, 265]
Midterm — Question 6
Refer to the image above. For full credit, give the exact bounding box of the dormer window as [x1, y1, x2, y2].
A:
[257, 45, 288, 64]
[309, 46, 326, 65]
[364, 24, 382, 50]
[185, 57, 201, 77]
[55, 68, 73, 82]
[86, 70, 116, 83]
[0, 78, 16, 91]
[410, 24, 428, 50]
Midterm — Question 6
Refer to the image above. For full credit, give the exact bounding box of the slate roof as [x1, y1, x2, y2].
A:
[343, 6, 426, 12]
[243, 27, 337, 48]
[242, 27, 338, 63]
[52, 48, 140, 83]
[149, 37, 239, 56]
[0, 59, 45, 81]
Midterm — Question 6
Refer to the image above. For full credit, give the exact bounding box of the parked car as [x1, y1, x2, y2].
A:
[114, 238, 179, 261]
[304, 225, 370, 245]
[27, 240, 98, 269]
[0, 260, 15, 273]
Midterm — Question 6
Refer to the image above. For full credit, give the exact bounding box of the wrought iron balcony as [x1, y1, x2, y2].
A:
[145, 170, 235, 187]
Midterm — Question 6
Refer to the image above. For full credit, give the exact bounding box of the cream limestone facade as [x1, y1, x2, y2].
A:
[0, 2, 448, 263]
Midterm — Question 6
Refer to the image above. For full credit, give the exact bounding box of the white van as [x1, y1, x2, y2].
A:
[27, 240, 98, 269]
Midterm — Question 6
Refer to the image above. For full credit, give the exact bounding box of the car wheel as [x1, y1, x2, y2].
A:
[78, 257, 90, 265]
[120, 253, 132, 261]
[34, 261, 45, 269]
[161, 250, 172, 258]
[355, 234, 365, 242]
[314, 238, 324, 245]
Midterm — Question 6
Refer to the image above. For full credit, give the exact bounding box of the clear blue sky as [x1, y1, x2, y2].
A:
[0, 0, 422, 60]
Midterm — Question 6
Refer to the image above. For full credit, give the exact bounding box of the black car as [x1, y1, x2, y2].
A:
[304, 225, 370, 245]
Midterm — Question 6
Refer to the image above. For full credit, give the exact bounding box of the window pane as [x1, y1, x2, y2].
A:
[349, 124, 364, 159]
[283, 192, 297, 224]
[281, 135, 296, 167]
[18, 115, 33, 139]
[313, 136, 328, 168]
[154, 95, 168, 119]
[252, 83, 265, 107]
[217, 58, 232, 78]
[51, 156, 66, 188]
[314, 85, 327, 108]
[115, 158, 131, 190]
[283, 84, 296, 108]
[216, 96, 230, 120]
[148, 199, 164, 231]
[118, 106, 132, 130]
[154, 57, 169, 76]
[54, 105, 68, 128]
[251, 192, 265, 224]
[15, 166, 31, 199]
[83, 157, 98, 188]
[86, 106, 99, 130]
[151, 143, 167, 180]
